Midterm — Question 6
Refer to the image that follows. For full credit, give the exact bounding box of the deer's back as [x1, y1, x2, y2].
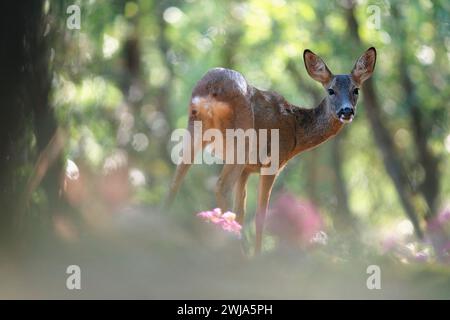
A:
[190, 67, 294, 123]
[189, 67, 298, 170]
[192, 68, 249, 98]
[189, 68, 253, 132]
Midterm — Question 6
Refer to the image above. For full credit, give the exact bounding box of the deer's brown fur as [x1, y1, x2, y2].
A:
[166, 48, 376, 254]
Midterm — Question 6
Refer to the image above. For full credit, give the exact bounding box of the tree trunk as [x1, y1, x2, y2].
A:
[344, 4, 423, 238]
[392, 4, 440, 218]
[0, 1, 59, 243]
[152, 1, 178, 164]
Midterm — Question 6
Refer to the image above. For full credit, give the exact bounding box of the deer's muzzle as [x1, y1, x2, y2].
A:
[337, 107, 354, 123]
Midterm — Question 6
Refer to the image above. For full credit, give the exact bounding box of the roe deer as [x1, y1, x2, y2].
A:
[166, 47, 376, 254]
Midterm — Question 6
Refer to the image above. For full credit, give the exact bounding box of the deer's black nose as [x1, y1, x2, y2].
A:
[337, 107, 354, 119]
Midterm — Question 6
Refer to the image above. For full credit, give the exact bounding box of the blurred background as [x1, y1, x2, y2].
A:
[0, 0, 449, 299]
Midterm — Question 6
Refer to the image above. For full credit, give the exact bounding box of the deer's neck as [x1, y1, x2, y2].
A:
[292, 99, 344, 154]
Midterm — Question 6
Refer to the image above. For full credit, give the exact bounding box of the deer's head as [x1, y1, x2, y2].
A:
[303, 47, 377, 123]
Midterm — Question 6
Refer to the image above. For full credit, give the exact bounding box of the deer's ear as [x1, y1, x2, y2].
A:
[351, 47, 377, 85]
[303, 49, 333, 85]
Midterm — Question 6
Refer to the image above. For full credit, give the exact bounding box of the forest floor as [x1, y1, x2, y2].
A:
[1, 206, 450, 299]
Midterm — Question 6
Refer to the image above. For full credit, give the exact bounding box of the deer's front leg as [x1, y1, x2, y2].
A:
[255, 174, 276, 255]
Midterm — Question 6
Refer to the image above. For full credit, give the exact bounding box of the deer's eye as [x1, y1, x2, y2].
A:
[327, 88, 335, 96]
[353, 88, 359, 95]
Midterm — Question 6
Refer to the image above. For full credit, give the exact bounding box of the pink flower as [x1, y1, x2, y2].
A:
[222, 211, 236, 222]
[197, 211, 212, 219]
[438, 209, 450, 224]
[267, 193, 323, 248]
[197, 208, 242, 237]
[221, 219, 242, 236]
[197, 208, 222, 223]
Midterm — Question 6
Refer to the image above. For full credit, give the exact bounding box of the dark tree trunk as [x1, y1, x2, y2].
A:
[344, 4, 423, 238]
[0, 2, 59, 244]
[392, 5, 440, 218]
[152, 1, 178, 164]
[330, 132, 356, 232]
[391, 4, 446, 260]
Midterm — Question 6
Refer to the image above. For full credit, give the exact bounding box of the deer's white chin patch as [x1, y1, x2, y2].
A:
[339, 114, 354, 124]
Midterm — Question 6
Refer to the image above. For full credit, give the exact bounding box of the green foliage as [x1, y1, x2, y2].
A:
[50, 0, 449, 236]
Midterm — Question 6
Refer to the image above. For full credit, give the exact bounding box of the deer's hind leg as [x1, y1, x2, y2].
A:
[216, 164, 245, 212]
[165, 118, 204, 208]
[233, 170, 250, 225]
[215, 96, 254, 212]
